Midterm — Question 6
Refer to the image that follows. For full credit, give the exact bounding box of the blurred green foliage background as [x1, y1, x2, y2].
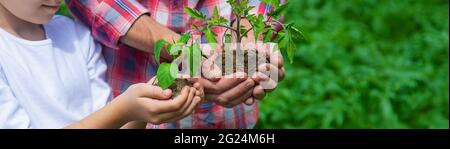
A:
[58, 0, 449, 128]
[257, 0, 449, 128]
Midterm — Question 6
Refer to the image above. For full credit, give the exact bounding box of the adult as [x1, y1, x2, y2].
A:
[66, 0, 285, 128]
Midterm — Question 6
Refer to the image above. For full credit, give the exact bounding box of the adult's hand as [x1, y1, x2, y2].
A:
[246, 50, 285, 105]
[120, 15, 180, 61]
[231, 19, 286, 105]
[196, 75, 255, 108]
[197, 46, 256, 108]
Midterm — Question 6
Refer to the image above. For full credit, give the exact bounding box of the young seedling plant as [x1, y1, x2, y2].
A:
[153, 0, 308, 96]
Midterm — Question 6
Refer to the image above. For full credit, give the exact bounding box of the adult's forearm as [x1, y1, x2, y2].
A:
[120, 15, 180, 60]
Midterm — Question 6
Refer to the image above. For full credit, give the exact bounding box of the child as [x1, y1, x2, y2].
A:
[0, 0, 203, 129]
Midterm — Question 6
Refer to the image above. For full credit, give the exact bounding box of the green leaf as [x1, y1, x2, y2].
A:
[281, 28, 296, 64]
[287, 34, 296, 64]
[274, 31, 286, 45]
[169, 43, 183, 56]
[192, 24, 199, 30]
[229, 0, 250, 16]
[205, 28, 218, 48]
[278, 30, 288, 50]
[246, 14, 257, 23]
[251, 14, 266, 40]
[192, 24, 201, 32]
[178, 32, 191, 44]
[213, 6, 219, 19]
[154, 39, 167, 64]
[157, 62, 178, 89]
[258, 14, 265, 22]
[208, 13, 229, 26]
[240, 28, 248, 38]
[225, 33, 232, 43]
[218, 17, 229, 25]
[268, 3, 287, 18]
[166, 43, 172, 53]
[260, 0, 280, 7]
[243, 6, 255, 15]
[289, 25, 309, 42]
[184, 7, 204, 20]
[263, 29, 274, 42]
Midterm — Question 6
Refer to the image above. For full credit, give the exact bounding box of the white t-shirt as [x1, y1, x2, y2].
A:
[0, 15, 112, 128]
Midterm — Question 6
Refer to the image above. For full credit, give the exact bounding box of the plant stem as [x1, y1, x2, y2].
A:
[236, 0, 242, 45]
[236, 18, 241, 44]
[217, 25, 238, 33]
[267, 19, 286, 29]
[236, 6, 241, 52]
[240, 26, 254, 40]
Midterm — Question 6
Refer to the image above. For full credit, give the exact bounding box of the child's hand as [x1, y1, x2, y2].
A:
[116, 80, 203, 125]
[189, 78, 205, 102]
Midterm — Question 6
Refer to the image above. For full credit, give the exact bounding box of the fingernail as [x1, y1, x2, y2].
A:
[260, 73, 268, 80]
[163, 89, 172, 96]
[246, 80, 254, 87]
[251, 73, 258, 80]
[195, 97, 201, 102]
[184, 86, 190, 91]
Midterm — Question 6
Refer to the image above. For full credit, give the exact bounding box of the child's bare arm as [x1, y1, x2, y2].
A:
[120, 121, 147, 129]
[65, 84, 202, 129]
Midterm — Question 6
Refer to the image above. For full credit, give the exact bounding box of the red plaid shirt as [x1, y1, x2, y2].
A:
[66, 0, 277, 129]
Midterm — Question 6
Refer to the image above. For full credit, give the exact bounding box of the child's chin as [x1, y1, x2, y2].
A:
[30, 15, 55, 25]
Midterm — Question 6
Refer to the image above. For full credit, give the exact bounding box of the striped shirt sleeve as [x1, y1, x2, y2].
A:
[65, 0, 149, 49]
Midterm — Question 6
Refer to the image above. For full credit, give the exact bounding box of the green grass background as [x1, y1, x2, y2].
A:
[58, 0, 449, 128]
